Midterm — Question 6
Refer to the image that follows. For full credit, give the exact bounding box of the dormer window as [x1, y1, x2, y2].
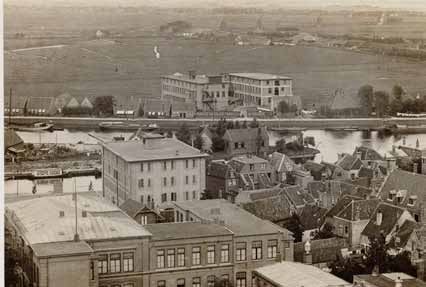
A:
[408, 195, 417, 206]
[388, 190, 397, 201]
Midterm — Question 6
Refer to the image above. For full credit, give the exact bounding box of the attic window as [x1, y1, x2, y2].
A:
[408, 195, 417, 206]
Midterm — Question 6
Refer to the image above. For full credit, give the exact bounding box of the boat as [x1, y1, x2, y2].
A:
[32, 168, 63, 179]
[98, 121, 159, 131]
[12, 122, 54, 132]
[383, 124, 426, 134]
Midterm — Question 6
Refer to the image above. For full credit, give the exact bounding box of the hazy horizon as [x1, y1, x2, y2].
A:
[4, 0, 426, 10]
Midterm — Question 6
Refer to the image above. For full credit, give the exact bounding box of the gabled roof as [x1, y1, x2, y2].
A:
[335, 198, 380, 221]
[242, 191, 293, 223]
[299, 205, 328, 230]
[326, 195, 363, 218]
[5, 128, 24, 151]
[362, 203, 412, 238]
[304, 160, 325, 173]
[336, 153, 364, 171]
[4, 96, 28, 109]
[270, 152, 296, 173]
[294, 237, 349, 265]
[354, 146, 384, 161]
[379, 169, 426, 211]
[388, 220, 418, 249]
[283, 185, 315, 208]
[120, 199, 144, 218]
[207, 161, 235, 178]
[26, 97, 54, 110]
[223, 127, 268, 143]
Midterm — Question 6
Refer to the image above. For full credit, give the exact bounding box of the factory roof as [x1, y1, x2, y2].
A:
[228, 73, 292, 81]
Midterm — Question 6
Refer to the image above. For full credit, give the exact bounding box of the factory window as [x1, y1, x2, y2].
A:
[192, 278, 201, 287]
[268, 88, 272, 94]
[177, 279, 186, 287]
[221, 244, 229, 263]
[252, 241, 262, 260]
[236, 242, 247, 261]
[171, 176, 175, 186]
[193, 159, 196, 168]
[138, 179, 144, 188]
[222, 275, 230, 287]
[236, 272, 247, 287]
[177, 248, 185, 267]
[161, 193, 167, 203]
[157, 250, 165, 269]
[98, 254, 108, 274]
[167, 249, 176, 268]
[123, 252, 134, 272]
[163, 177, 167, 186]
[207, 245, 215, 264]
[267, 240, 277, 258]
[192, 247, 201, 265]
[193, 175, 196, 184]
[186, 176, 189, 184]
[185, 191, 189, 200]
[193, 190, 197, 199]
[110, 253, 121, 273]
[171, 192, 177, 201]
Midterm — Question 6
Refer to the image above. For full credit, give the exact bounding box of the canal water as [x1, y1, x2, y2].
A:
[8, 128, 426, 197]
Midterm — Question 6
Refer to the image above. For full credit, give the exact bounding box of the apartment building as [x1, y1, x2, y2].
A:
[172, 199, 295, 287]
[102, 135, 208, 207]
[161, 72, 230, 111]
[5, 193, 152, 287]
[224, 73, 298, 112]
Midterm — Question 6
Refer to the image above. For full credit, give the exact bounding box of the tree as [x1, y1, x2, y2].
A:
[241, 120, 248, 129]
[5, 243, 20, 287]
[278, 101, 290, 114]
[212, 135, 225, 152]
[93, 96, 114, 116]
[226, 121, 234, 130]
[275, 138, 286, 153]
[314, 222, 334, 240]
[216, 119, 228, 137]
[176, 123, 192, 145]
[194, 134, 204, 150]
[234, 121, 240, 129]
[365, 234, 389, 273]
[374, 90, 389, 117]
[138, 105, 144, 117]
[358, 85, 374, 116]
[392, 84, 404, 99]
[388, 251, 417, 277]
[285, 213, 304, 242]
[330, 257, 366, 283]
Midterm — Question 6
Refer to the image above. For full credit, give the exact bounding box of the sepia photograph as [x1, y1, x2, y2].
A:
[3, 0, 426, 286]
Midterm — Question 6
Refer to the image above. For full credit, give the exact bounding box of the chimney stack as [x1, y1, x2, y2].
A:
[376, 211, 383, 226]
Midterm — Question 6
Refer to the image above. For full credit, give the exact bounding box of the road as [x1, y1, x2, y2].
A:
[6, 116, 426, 130]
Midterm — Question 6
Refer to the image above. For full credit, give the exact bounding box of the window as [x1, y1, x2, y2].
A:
[185, 176, 189, 184]
[186, 160, 189, 168]
[207, 276, 216, 287]
[177, 279, 185, 287]
[98, 254, 108, 274]
[123, 284, 135, 287]
[193, 190, 196, 199]
[260, 163, 266, 169]
[236, 242, 247, 261]
[123, 253, 134, 272]
[185, 192, 189, 200]
[192, 247, 201, 265]
[268, 88, 272, 94]
[148, 178, 151, 187]
[171, 160, 175, 170]
[221, 244, 229, 263]
[250, 164, 254, 171]
[138, 179, 144, 188]
[236, 272, 247, 287]
[192, 277, 201, 287]
[192, 175, 196, 184]
[110, 253, 121, 273]
[140, 163, 144, 172]
[167, 249, 175, 268]
[141, 215, 148, 225]
[158, 281, 166, 287]
[163, 177, 167, 186]
[234, 142, 238, 149]
[193, 159, 196, 168]
[114, 170, 118, 179]
[90, 261, 95, 280]
[161, 193, 167, 203]
[267, 240, 277, 259]
[252, 241, 262, 260]
[140, 195, 144, 204]
[171, 176, 175, 186]
[241, 142, 245, 148]
[222, 275, 230, 287]
[163, 162, 167, 170]
[177, 248, 185, 267]
[345, 226, 349, 234]
[207, 245, 215, 264]
[171, 192, 177, 201]
[148, 162, 151, 171]
[157, 250, 165, 269]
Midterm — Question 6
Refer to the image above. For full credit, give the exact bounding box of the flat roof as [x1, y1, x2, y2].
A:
[103, 138, 208, 162]
[173, 199, 291, 237]
[232, 155, 269, 164]
[32, 241, 93, 258]
[5, 193, 151, 245]
[163, 73, 223, 84]
[228, 73, 292, 81]
[255, 261, 350, 287]
[144, 222, 233, 241]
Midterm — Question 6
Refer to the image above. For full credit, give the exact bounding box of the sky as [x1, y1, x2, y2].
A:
[4, 0, 426, 9]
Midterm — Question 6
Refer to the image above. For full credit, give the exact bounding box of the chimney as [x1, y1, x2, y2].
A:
[82, 210, 87, 218]
[414, 163, 418, 173]
[395, 276, 402, 287]
[59, 211, 65, 217]
[376, 211, 383, 226]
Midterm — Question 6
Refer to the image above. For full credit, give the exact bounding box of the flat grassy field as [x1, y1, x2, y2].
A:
[5, 7, 426, 109]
